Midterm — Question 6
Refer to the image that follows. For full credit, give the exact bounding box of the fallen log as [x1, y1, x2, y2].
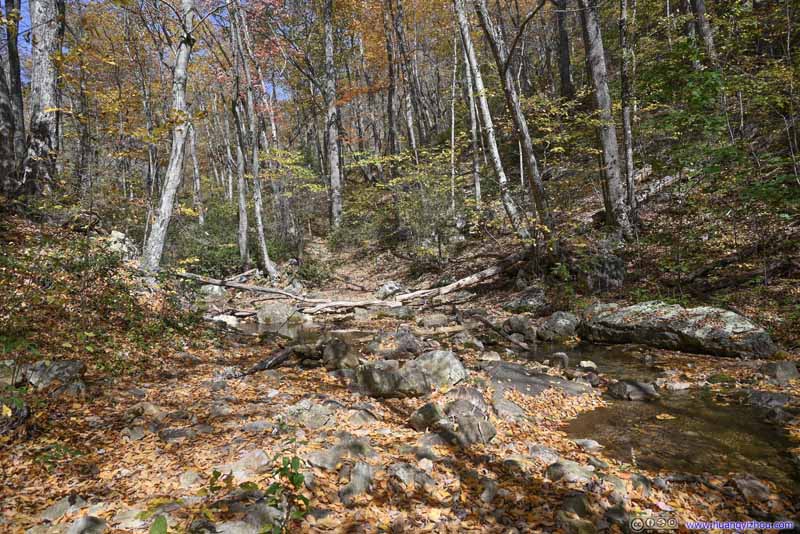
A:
[395, 250, 528, 303]
[176, 249, 529, 314]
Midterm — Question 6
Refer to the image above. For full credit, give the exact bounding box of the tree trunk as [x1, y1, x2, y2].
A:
[0, 67, 17, 194]
[454, 0, 530, 240]
[690, 0, 717, 64]
[5, 0, 25, 164]
[555, 0, 576, 99]
[461, 46, 482, 206]
[620, 0, 637, 216]
[232, 5, 277, 277]
[139, 0, 195, 272]
[323, 0, 343, 228]
[20, 0, 65, 196]
[383, 1, 399, 174]
[233, 102, 250, 267]
[188, 123, 205, 225]
[577, 0, 633, 238]
[473, 0, 553, 233]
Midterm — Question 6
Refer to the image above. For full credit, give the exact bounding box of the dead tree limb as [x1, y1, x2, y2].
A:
[467, 313, 532, 352]
[176, 249, 529, 314]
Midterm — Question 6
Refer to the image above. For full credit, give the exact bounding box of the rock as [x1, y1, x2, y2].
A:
[355, 360, 413, 398]
[1, 359, 17, 386]
[578, 301, 777, 358]
[491, 392, 526, 421]
[479, 351, 502, 362]
[285, 399, 337, 429]
[409, 402, 447, 431]
[66, 516, 106, 534]
[451, 331, 484, 350]
[339, 461, 374, 506]
[503, 286, 548, 314]
[573, 439, 603, 452]
[528, 443, 560, 466]
[199, 284, 227, 298]
[388, 462, 435, 490]
[761, 361, 799, 384]
[376, 281, 404, 299]
[557, 511, 596, 534]
[538, 312, 579, 341]
[112, 507, 147, 531]
[731, 475, 771, 502]
[121, 426, 145, 442]
[485, 361, 592, 397]
[256, 302, 299, 325]
[414, 350, 468, 386]
[243, 420, 274, 433]
[437, 414, 496, 447]
[561, 493, 592, 518]
[631, 474, 652, 497]
[307, 433, 376, 471]
[215, 450, 271, 481]
[577, 360, 598, 372]
[444, 386, 489, 413]
[608, 379, 660, 401]
[22, 360, 86, 396]
[208, 402, 232, 419]
[587, 457, 608, 470]
[550, 352, 569, 369]
[746, 390, 791, 409]
[106, 231, 138, 260]
[158, 427, 196, 443]
[665, 381, 691, 392]
[546, 460, 594, 483]
[601, 473, 628, 503]
[355, 351, 468, 398]
[211, 314, 239, 328]
[41, 495, 87, 522]
[322, 338, 358, 370]
[480, 478, 498, 503]
[502, 316, 537, 342]
[418, 313, 451, 328]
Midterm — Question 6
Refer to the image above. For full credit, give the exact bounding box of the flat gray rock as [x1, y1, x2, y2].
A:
[578, 301, 777, 358]
[485, 362, 592, 397]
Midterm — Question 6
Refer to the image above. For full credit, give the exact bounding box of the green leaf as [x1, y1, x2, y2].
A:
[149, 515, 167, 534]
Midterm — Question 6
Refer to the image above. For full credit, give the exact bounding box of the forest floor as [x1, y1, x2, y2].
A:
[2, 211, 800, 534]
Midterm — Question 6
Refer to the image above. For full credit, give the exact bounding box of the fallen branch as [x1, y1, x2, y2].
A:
[176, 249, 528, 314]
[395, 250, 528, 303]
[466, 313, 532, 352]
[242, 347, 295, 374]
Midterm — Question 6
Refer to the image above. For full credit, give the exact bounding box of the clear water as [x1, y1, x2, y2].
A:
[234, 321, 800, 494]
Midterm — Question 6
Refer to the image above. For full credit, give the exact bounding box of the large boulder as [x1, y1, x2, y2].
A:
[578, 301, 777, 358]
[538, 311, 579, 342]
[760, 361, 799, 385]
[256, 302, 300, 325]
[503, 286, 548, 314]
[22, 360, 86, 397]
[355, 350, 468, 399]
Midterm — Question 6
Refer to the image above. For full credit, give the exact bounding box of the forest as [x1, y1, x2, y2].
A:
[1, 0, 799, 532]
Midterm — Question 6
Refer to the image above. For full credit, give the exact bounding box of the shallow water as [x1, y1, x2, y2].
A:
[555, 344, 800, 494]
[235, 321, 799, 494]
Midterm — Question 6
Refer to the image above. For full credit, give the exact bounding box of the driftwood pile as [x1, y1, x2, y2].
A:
[177, 250, 528, 314]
